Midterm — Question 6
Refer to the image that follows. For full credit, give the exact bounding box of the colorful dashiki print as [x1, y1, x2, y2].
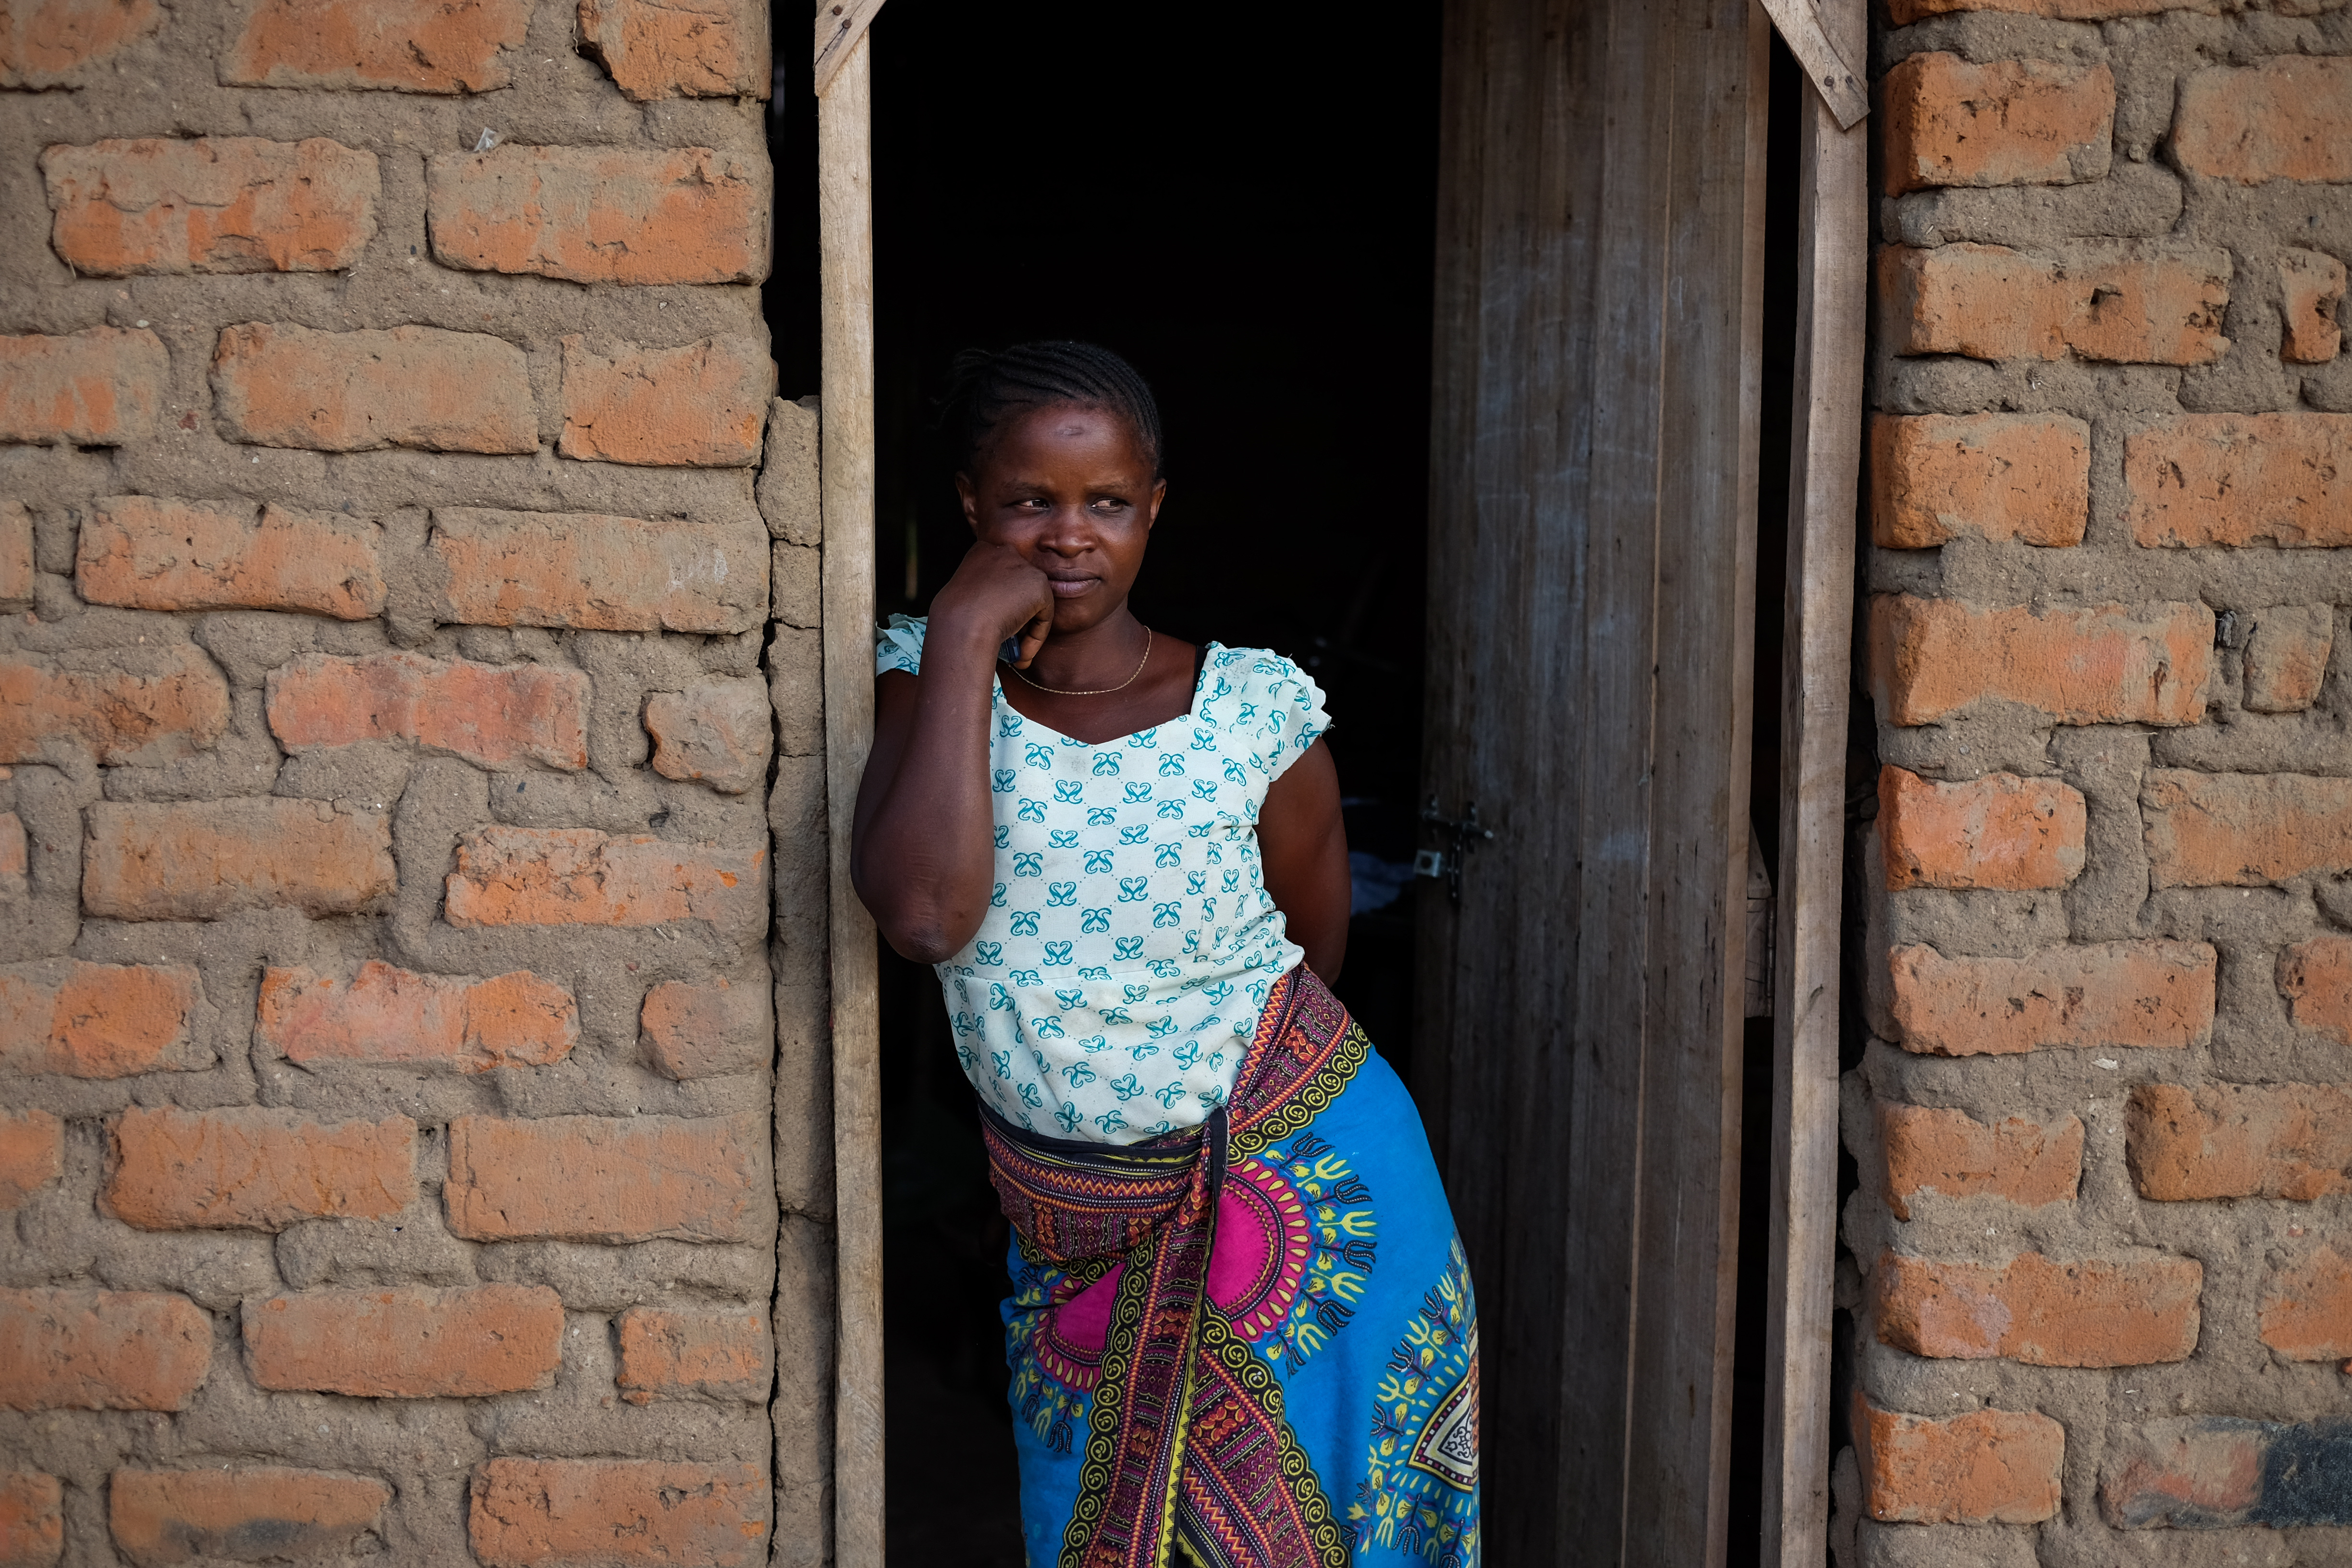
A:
[985, 968, 1481, 1568]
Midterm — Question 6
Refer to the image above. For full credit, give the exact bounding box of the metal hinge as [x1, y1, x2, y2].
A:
[1417, 797, 1496, 906]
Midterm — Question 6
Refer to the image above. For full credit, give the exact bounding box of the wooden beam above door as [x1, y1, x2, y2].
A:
[1758, 0, 1868, 128]
[816, 0, 886, 94]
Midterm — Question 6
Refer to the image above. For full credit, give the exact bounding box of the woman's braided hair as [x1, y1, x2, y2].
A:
[939, 340, 1164, 479]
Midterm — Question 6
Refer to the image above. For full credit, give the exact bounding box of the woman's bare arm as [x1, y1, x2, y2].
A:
[851, 545, 1053, 963]
[1257, 739, 1350, 983]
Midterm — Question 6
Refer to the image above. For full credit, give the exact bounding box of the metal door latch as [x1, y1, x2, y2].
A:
[1417, 797, 1496, 906]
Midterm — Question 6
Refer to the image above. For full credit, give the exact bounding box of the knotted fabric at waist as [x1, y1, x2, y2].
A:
[978, 964, 1356, 1263]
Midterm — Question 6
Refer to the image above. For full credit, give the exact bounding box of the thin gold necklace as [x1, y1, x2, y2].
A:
[1004, 628, 1154, 697]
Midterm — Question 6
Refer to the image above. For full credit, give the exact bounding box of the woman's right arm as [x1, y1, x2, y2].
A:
[851, 544, 1052, 963]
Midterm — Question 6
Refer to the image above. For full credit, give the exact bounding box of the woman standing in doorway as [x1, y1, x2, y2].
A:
[853, 343, 1479, 1568]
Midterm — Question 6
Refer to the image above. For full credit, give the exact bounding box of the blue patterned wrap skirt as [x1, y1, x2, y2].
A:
[980, 967, 1481, 1568]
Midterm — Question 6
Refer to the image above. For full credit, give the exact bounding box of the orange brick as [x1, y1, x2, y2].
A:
[1868, 595, 2212, 727]
[2144, 770, 2352, 888]
[109, 1467, 389, 1568]
[1879, 243, 2230, 365]
[244, 1285, 561, 1398]
[558, 337, 774, 466]
[2243, 605, 2333, 713]
[210, 323, 534, 454]
[0, 1288, 210, 1411]
[469, 1459, 769, 1568]
[2127, 1081, 2352, 1201]
[580, 0, 768, 100]
[427, 146, 768, 286]
[444, 1114, 762, 1242]
[1887, 941, 2215, 1057]
[1887, 0, 2171, 22]
[646, 677, 772, 794]
[2099, 1419, 2266, 1529]
[2125, 414, 2352, 548]
[0, 1113, 61, 1213]
[77, 496, 383, 618]
[2283, 936, 2352, 1045]
[257, 960, 576, 1073]
[104, 1106, 416, 1232]
[43, 137, 378, 276]
[1853, 1396, 2064, 1524]
[1879, 766, 2084, 891]
[266, 652, 589, 770]
[0, 1471, 61, 1568]
[2281, 249, 2345, 365]
[429, 507, 768, 635]
[1874, 1250, 2201, 1366]
[0, 501, 31, 604]
[0, 960, 205, 1078]
[641, 978, 769, 1079]
[83, 800, 395, 920]
[615, 1306, 771, 1402]
[1879, 1104, 2082, 1221]
[0, 813, 21, 888]
[224, 0, 530, 92]
[2174, 58, 2352, 186]
[2259, 1245, 2352, 1361]
[0, 0, 159, 86]
[0, 327, 166, 446]
[1869, 413, 2089, 548]
[445, 826, 766, 932]
[1882, 54, 2113, 196]
[3, 0, 159, 85]
[0, 647, 230, 767]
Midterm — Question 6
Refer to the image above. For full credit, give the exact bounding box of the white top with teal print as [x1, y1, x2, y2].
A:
[876, 615, 1332, 1145]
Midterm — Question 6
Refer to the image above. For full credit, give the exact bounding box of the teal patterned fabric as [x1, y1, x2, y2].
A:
[875, 614, 1331, 1144]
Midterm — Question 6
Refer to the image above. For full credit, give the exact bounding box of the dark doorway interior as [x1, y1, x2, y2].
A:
[860, 5, 1443, 1561]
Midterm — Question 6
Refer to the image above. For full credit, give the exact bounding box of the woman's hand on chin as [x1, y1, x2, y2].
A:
[931, 539, 1055, 669]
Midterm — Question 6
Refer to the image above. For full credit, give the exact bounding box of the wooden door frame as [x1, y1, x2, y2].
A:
[807, 4, 1864, 1558]
[1760, 0, 1866, 1559]
[817, 25, 885, 1568]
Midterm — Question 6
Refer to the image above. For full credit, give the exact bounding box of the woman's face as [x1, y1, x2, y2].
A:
[957, 402, 1166, 634]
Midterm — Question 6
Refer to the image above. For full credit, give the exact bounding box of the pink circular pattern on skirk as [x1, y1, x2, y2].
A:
[1036, 1154, 1314, 1391]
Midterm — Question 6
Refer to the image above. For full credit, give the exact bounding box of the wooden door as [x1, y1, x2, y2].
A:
[1415, 0, 1769, 1560]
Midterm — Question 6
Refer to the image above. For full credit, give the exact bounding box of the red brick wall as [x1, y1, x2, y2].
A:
[1845, 0, 2351, 1556]
[0, 2, 813, 1563]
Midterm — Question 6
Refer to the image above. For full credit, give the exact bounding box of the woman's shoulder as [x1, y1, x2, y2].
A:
[1200, 642, 1317, 692]
[875, 613, 928, 676]
[1195, 644, 1331, 754]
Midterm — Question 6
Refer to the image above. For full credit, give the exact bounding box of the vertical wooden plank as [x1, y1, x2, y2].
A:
[1426, 0, 1766, 1555]
[1550, 0, 1671, 1538]
[1620, 0, 1770, 1561]
[1421, 0, 1612, 1553]
[1761, 0, 1867, 1554]
[1422, 0, 1516, 1533]
[1414, 0, 1473, 1181]
[817, 32, 883, 1568]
